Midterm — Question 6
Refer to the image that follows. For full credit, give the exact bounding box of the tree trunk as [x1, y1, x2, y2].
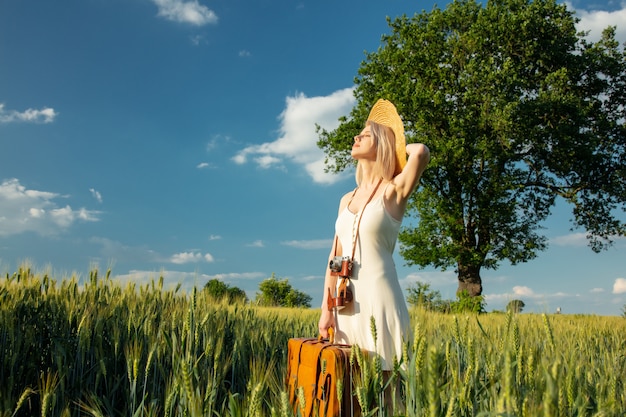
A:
[457, 264, 483, 296]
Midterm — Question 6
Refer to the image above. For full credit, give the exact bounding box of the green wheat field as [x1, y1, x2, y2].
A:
[1, 267, 625, 417]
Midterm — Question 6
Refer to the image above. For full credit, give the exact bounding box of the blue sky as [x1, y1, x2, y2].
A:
[1, 0, 625, 316]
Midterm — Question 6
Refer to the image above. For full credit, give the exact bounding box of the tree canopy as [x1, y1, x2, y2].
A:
[318, 0, 626, 295]
[204, 279, 248, 303]
[255, 274, 312, 308]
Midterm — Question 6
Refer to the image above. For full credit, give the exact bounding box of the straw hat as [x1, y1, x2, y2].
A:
[367, 99, 407, 175]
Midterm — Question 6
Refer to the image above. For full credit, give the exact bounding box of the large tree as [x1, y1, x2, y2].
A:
[318, 0, 626, 296]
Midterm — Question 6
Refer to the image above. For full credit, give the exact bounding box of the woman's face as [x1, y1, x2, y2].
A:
[352, 125, 377, 160]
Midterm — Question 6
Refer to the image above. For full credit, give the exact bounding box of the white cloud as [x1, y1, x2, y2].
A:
[233, 88, 356, 185]
[170, 251, 214, 264]
[282, 239, 332, 250]
[551, 232, 625, 247]
[208, 234, 221, 240]
[112, 270, 198, 293]
[50, 206, 80, 227]
[486, 286, 572, 303]
[190, 35, 205, 46]
[0, 178, 100, 236]
[302, 274, 322, 281]
[89, 188, 103, 203]
[206, 134, 230, 151]
[255, 155, 283, 169]
[29, 208, 45, 218]
[572, 3, 626, 45]
[205, 272, 266, 281]
[590, 287, 605, 293]
[231, 153, 246, 164]
[512, 285, 535, 297]
[400, 270, 458, 288]
[247, 240, 265, 248]
[152, 0, 218, 26]
[550, 232, 588, 247]
[0, 103, 58, 124]
[112, 270, 267, 296]
[613, 278, 626, 294]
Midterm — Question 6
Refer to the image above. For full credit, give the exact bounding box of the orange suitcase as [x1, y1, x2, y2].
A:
[286, 335, 360, 417]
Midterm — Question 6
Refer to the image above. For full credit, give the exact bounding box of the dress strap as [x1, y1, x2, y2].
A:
[347, 187, 358, 207]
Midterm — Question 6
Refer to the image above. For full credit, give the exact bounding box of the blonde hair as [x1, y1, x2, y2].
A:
[355, 121, 398, 186]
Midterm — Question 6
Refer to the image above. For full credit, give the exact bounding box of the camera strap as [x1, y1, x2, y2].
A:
[349, 178, 383, 261]
[332, 178, 383, 261]
[328, 179, 383, 311]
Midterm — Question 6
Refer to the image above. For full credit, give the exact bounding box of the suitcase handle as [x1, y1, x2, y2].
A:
[318, 327, 335, 344]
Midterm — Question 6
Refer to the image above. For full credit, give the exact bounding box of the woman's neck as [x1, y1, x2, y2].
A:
[358, 159, 382, 187]
[359, 175, 383, 190]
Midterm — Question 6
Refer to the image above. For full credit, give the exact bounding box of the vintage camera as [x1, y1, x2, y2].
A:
[329, 256, 352, 278]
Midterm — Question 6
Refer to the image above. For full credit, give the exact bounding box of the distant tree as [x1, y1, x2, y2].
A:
[225, 286, 247, 303]
[205, 279, 229, 298]
[317, 0, 626, 298]
[407, 281, 441, 309]
[506, 299, 525, 313]
[204, 279, 248, 303]
[407, 282, 453, 313]
[255, 273, 312, 308]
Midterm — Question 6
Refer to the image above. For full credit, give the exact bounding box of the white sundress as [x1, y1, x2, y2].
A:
[333, 191, 411, 370]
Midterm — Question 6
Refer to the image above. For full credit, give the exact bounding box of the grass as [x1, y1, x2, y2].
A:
[1, 267, 625, 416]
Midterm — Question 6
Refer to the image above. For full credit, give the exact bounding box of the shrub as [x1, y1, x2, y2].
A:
[450, 290, 486, 313]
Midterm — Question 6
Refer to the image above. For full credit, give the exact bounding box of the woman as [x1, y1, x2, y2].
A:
[318, 99, 430, 371]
